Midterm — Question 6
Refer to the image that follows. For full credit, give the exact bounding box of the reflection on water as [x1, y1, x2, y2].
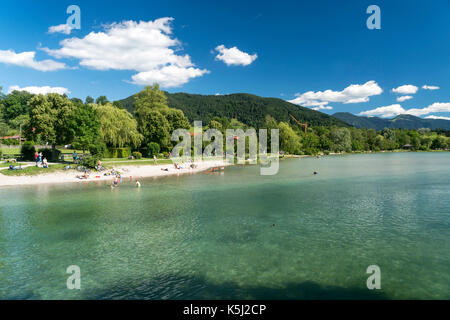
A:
[0, 152, 449, 299]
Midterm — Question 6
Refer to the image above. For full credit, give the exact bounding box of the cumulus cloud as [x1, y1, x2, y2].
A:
[42, 18, 208, 87]
[8, 85, 70, 95]
[48, 24, 73, 35]
[288, 80, 382, 107]
[359, 104, 405, 118]
[215, 45, 257, 66]
[392, 84, 418, 95]
[422, 85, 440, 90]
[0, 49, 67, 71]
[405, 102, 450, 116]
[396, 95, 413, 102]
[359, 102, 450, 118]
[312, 106, 333, 111]
[425, 115, 450, 121]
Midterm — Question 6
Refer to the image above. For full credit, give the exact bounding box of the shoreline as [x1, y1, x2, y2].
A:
[0, 160, 231, 188]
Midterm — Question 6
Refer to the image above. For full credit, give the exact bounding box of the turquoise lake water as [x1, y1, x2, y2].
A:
[0, 152, 449, 299]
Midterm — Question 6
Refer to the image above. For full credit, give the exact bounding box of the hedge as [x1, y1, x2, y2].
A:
[104, 147, 131, 159]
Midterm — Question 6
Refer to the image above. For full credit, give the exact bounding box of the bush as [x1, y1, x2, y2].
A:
[38, 148, 62, 162]
[132, 151, 142, 159]
[89, 142, 106, 158]
[21, 141, 36, 161]
[139, 142, 160, 158]
[80, 154, 102, 169]
[0, 149, 3, 159]
[148, 142, 160, 157]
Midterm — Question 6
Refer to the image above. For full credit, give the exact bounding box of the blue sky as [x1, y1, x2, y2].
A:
[0, 0, 449, 119]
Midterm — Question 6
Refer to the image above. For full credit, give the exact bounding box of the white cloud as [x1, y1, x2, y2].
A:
[359, 102, 450, 118]
[48, 24, 73, 35]
[288, 80, 382, 107]
[43, 18, 208, 87]
[0, 49, 67, 71]
[422, 85, 440, 90]
[425, 115, 450, 121]
[215, 45, 257, 66]
[396, 95, 413, 102]
[312, 106, 333, 111]
[8, 85, 70, 95]
[392, 84, 418, 94]
[405, 102, 450, 116]
[359, 104, 405, 118]
[131, 65, 208, 87]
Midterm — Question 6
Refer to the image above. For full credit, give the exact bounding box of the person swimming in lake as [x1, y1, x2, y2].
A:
[135, 180, 141, 188]
[113, 176, 119, 187]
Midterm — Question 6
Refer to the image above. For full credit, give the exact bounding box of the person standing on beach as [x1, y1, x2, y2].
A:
[34, 151, 39, 166]
[37, 152, 42, 166]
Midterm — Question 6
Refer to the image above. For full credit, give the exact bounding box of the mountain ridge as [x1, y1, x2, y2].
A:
[333, 112, 450, 130]
[117, 92, 349, 128]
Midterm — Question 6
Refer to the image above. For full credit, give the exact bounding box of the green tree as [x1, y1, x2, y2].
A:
[95, 103, 142, 148]
[137, 109, 171, 150]
[85, 96, 94, 104]
[26, 94, 76, 150]
[1, 90, 33, 122]
[330, 127, 352, 152]
[163, 108, 190, 132]
[278, 122, 301, 154]
[208, 119, 222, 130]
[95, 96, 109, 105]
[69, 103, 101, 154]
[134, 84, 169, 114]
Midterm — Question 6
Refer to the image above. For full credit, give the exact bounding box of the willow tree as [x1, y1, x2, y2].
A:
[95, 103, 142, 148]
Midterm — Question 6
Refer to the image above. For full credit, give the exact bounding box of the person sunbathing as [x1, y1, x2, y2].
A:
[76, 171, 89, 179]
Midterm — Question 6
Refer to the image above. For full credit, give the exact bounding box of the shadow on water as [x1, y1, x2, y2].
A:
[80, 274, 390, 300]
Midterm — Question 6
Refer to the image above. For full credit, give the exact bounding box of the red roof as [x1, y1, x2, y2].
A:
[0, 135, 21, 140]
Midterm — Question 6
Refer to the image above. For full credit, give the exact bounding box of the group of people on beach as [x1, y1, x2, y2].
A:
[34, 152, 48, 168]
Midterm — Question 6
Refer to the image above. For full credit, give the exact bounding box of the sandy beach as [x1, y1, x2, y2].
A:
[0, 160, 231, 188]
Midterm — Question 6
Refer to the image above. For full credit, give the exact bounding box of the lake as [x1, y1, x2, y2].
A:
[0, 152, 449, 299]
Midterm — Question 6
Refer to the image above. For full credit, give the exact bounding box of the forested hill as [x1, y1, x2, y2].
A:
[333, 112, 450, 130]
[118, 92, 348, 128]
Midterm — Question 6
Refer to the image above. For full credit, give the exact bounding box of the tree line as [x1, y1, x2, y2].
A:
[0, 85, 449, 164]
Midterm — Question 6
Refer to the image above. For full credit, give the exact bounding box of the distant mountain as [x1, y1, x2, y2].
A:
[333, 112, 450, 130]
[118, 92, 348, 128]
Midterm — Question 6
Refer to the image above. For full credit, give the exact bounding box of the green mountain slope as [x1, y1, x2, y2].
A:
[333, 112, 450, 130]
[118, 92, 348, 128]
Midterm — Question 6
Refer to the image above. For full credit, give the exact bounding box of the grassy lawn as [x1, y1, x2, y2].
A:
[0, 164, 66, 176]
[1, 148, 21, 155]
